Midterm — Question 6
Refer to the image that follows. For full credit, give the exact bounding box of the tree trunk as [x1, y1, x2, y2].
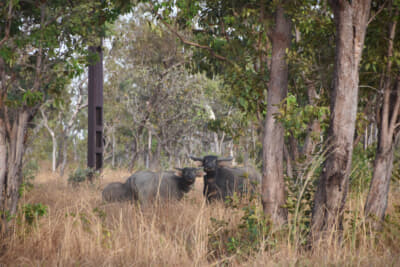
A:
[213, 132, 219, 154]
[129, 138, 138, 171]
[365, 143, 396, 227]
[311, 0, 371, 244]
[56, 136, 64, 169]
[0, 110, 30, 233]
[73, 137, 79, 162]
[365, 6, 400, 228]
[146, 130, 152, 169]
[41, 108, 57, 172]
[59, 135, 69, 177]
[262, 6, 291, 226]
[111, 127, 116, 168]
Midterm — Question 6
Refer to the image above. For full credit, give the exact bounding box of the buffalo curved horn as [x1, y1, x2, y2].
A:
[189, 155, 203, 161]
[174, 167, 183, 171]
[217, 156, 233, 162]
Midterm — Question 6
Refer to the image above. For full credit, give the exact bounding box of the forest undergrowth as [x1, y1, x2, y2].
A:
[0, 163, 399, 266]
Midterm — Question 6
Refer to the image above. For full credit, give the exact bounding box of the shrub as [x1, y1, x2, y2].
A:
[19, 159, 40, 196]
[208, 192, 271, 262]
[22, 203, 48, 225]
[68, 167, 98, 187]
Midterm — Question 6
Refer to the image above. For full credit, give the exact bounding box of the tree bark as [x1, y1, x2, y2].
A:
[41, 108, 57, 172]
[59, 134, 69, 177]
[311, 0, 371, 244]
[129, 138, 138, 171]
[364, 2, 400, 227]
[111, 127, 116, 168]
[365, 142, 396, 227]
[262, 6, 291, 226]
[0, 110, 30, 233]
[365, 4, 400, 226]
[146, 130, 152, 169]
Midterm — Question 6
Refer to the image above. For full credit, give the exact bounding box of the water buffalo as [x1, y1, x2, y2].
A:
[127, 167, 203, 205]
[102, 181, 132, 202]
[190, 155, 261, 202]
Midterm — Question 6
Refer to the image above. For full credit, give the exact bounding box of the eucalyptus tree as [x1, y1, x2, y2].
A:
[0, 0, 130, 232]
[310, 0, 372, 244]
[40, 79, 88, 176]
[363, 1, 400, 229]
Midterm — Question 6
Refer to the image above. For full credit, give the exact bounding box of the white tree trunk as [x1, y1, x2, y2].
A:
[41, 108, 57, 172]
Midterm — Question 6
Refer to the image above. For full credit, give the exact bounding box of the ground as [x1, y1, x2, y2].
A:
[0, 163, 399, 266]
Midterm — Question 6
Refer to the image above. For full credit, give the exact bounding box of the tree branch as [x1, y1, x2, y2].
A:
[367, 0, 387, 25]
[157, 15, 233, 63]
[389, 76, 400, 137]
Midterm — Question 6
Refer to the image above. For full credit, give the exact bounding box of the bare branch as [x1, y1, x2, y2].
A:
[40, 108, 55, 138]
[367, 0, 387, 25]
[389, 76, 400, 137]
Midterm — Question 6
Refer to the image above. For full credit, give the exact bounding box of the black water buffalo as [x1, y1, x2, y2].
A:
[102, 181, 132, 202]
[127, 167, 203, 205]
[190, 155, 261, 202]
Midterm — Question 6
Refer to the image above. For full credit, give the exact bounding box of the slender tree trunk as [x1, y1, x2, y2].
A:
[364, 5, 400, 229]
[0, 110, 30, 233]
[52, 136, 57, 172]
[146, 130, 152, 169]
[41, 109, 57, 172]
[284, 144, 294, 179]
[111, 127, 116, 168]
[73, 138, 79, 162]
[262, 5, 291, 226]
[219, 132, 225, 155]
[365, 142, 396, 225]
[59, 135, 69, 177]
[129, 138, 138, 171]
[56, 137, 63, 168]
[311, 0, 371, 244]
[213, 132, 219, 154]
[0, 119, 7, 212]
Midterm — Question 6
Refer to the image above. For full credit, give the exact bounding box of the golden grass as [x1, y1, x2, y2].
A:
[0, 166, 399, 266]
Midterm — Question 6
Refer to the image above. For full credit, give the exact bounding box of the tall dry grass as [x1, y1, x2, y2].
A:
[0, 165, 399, 266]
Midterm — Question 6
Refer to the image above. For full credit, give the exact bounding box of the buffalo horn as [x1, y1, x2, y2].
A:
[189, 155, 203, 161]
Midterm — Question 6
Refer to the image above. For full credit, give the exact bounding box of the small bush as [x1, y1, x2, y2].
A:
[350, 143, 375, 193]
[68, 167, 98, 186]
[19, 159, 40, 196]
[208, 192, 271, 262]
[22, 203, 48, 225]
